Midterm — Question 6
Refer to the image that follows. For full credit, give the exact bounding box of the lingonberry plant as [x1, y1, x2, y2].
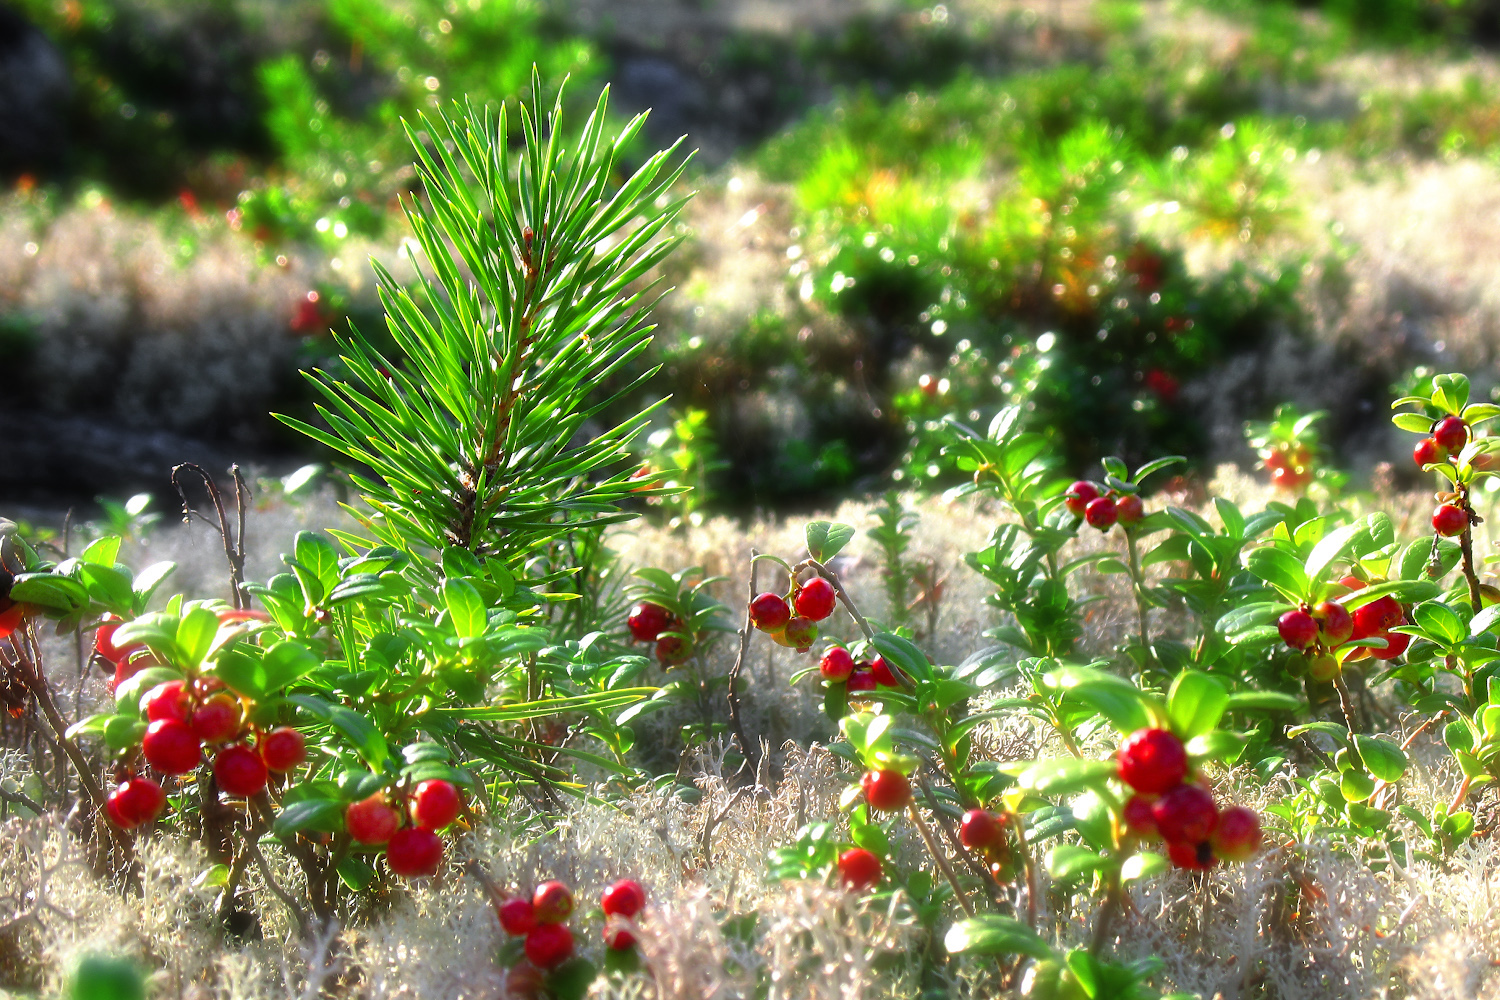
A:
[0, 79, 688, 956]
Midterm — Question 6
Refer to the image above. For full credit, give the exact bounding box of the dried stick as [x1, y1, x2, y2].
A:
[907, 800, 974, 917]
[172, 463, 251, 609]
[725, 551, 760, 782]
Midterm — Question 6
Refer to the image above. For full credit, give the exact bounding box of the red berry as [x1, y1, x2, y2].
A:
[387, 827, 443, 878]
[861, 769, 911, 812]
[0, 602, 22, 638]
[777, 616, 818, 651]
[1370, 627, 1411, 661]
[411, 779, 462, 830]
[1210, 805, 1263, 862]
[259, 727, 306, 772]
[1166, 839, 1217, 870]
[1115, 493, 1145, 526]
[94, 618, 141, 665]
[106, 776, 166, 829]
[749, 592, 792, 632]
[1264, 448, 1289, 471]
[1123, 795, 1158, 839]
[1314, 600, 1353, 646]
[1271, 466, 1308, 490]
[345, 793, 402, 845]
[1084, 496, 1118, 530]
[846, 669, 876, 692]
[603, 916, 637, 950]
[144, 681, 192, 724]
[1064, 481, 1099, 516]
[532, 880, 575, 924]
[601, 878, 647, 918]
[524, 923, 574, 968]
[1152, 784, 1218, 843]
[1433, 504, 1467, 537]
[142, 719, 201, 775]
[627, 602, 672, 642]
[820, 646, 855, 682]
[869, 656, 899, 688]
[837, 848, 882, 891]
[959, 809, 1006, 850]
[1351, 596, 1401, 639]
[1414, 437, 1444, 467]
[1116, 728, 1188, 796]
[656, 634, 691, 666]
[214, 744, 268, 797]
[1433, 415, 1469, 453]
[192, 693, 242, 744]
[499, 898, 538, 936]
[795, 578, 838, 621]
[1277, 610, 1318, 651]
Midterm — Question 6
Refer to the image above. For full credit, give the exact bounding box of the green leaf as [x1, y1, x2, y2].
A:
[1185, 730, 1246, 763]
[9, 573, 89, 612]
[79, 536, 121, 567]
[1121, 851, 1168, 883]
[1433, 373, 1471, 415]
[805, 521, 856, 562]
[103, 715, 148, 750]
[337, 857, 377, 891]
[272, 798, 346, 837]
[1224, 691, 1302, 713]
[1245, 548, 1309, 601]
[545, 958, 598, 1000]
[176, 605, 220, 667]
[1018, 758, 1118, 796]
[444, 578, 487, 639]
[1166, 671, 1229, 738]
[1304, 522, 1364, 585]
[870, 632, 932, 683]
[1392, 412, 1435, 434]
[1412, 601, 1467, 647]
[1046, 844, 1106, 880]
[1341, 771, 1377, 802]
[1354, 735, 1408, 782]
[289, 695, 390, 769]
[1470, 604, 1500, 637]
[943, 915, 1052, 958]
[1132, 456, 1185, 485]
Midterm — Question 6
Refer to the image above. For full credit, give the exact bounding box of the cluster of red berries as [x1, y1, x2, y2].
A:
[626, 602, 690, 666]
[498, 879, 647, 990]
[1117, 728, 1262, 870]
[1064, 481, 1144, 532]
[105, 675, 307, 830]
[1261, 443, 1313, 491]
[1413, 415, 1469, 470]
[1276, 577, 1409, 679]
[748, 576, 837, 653]
[818, 645, 901, 691]
[344, 779, 462, 878]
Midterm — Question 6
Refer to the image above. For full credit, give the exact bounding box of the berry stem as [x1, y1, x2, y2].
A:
[1449, 774, 1474, 815]
[725, 552, 761, 783]
[905, 800, 974, 918]
[1123, 528, 1152, 663]
[1089, 867, 1124, 959]
[1332, 669, 1361, 736]
[1459, 522, 1484, 612]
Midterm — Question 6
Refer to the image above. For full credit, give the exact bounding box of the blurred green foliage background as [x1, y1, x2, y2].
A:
[6, 0, 1500, 514]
